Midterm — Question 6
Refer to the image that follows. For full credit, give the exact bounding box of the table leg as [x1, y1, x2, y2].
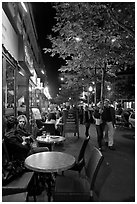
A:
[46, 173, 52, 202]
[45, 172, 56, 201]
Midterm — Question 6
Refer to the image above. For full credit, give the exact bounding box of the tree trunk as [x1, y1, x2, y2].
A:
[101, 64, 106, 101]
[94, 67, 97, 104]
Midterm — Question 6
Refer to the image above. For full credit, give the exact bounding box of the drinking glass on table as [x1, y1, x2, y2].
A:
[46, 132, 50, 140]
[42, 131, 47, 137]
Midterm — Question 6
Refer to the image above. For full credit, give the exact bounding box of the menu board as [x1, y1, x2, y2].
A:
[63, 108, 79, 137]
[31, 108, 42, 120]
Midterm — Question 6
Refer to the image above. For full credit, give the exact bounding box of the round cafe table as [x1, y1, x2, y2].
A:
[25, 152, 75, 201]
[36, 135, 65, 151]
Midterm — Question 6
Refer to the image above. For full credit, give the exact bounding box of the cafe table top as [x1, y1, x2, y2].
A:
[36, 135, 65, 144]
[25, 152, 76, 173]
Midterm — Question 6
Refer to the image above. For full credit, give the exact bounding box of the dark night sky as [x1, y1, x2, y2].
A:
[31, 2, 63, 98]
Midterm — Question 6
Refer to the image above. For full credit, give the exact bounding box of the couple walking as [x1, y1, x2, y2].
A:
[93, 99, 116, 151]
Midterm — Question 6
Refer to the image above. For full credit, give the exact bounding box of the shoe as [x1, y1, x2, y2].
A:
[108, 146, 115, 150]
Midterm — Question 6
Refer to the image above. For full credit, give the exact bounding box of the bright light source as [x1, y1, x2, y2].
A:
[21, 2, 27, 12]
[44, 86, 52, 99]
[89, 86, 93, 92]
[111, 38, 116, 43]
[107, 85, 111, 91]
[41, 70, 44, 74]
[60, 77, 64, 81]
[75, 37, 82, 42]
[19, 71, 24, 76]
[29, 87, 32, 92]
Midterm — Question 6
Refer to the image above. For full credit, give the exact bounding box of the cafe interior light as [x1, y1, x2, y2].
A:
[44, 86, 52, 99]
[21, 2, 27, 12]
[19, 70, 24, 76]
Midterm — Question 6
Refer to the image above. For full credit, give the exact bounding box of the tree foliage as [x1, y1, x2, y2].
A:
[44, 2, 135, 101]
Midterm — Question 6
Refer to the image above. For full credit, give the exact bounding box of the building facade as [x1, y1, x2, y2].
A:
[2, 2, 47, 132]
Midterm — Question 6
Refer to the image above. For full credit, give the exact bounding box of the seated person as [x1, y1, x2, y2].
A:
[4, 116, 49, 161]
[46, 112, 56, 124]
[46, 114, 61, 135]
[16, 115, 33, 141]
[4, 116, 30, 160]
[35, 119, 45, 136]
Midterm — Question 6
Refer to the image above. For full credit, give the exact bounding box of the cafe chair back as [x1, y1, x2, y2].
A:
[2, 139, 10, 162]
[36, 119, 43, 129]
[53, 147, 106, 202]
[43, 123, 56, 135]
[2, 192, 28, 202]
[69, 135, 90, 175]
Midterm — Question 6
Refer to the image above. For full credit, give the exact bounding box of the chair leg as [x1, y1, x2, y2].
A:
[33, 173, 38, 201]
[26, 194, 29, 202]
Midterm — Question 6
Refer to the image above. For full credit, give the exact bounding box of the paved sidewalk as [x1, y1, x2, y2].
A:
[57, 124, 135, 202]
[33, 124, 135, 202]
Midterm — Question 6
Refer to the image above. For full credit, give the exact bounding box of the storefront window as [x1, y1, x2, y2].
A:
[29, 84, 36, 132]
[5, 61, 15, 116]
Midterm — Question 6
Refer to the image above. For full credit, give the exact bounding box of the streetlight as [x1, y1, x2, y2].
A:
[60, 77, 64, 81]
[107, 85, 111, 91]
[88, 85, 95, 106]
[88, 86, 93, 92]
[75, 36, 82, 42]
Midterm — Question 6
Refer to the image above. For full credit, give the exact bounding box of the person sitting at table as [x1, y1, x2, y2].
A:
[46, 114, 62, 135]
[5, 116, 49, 161]
[16, 115, 34, 142]
[46, 105, 56, 123]
[4, 116, 32, 160]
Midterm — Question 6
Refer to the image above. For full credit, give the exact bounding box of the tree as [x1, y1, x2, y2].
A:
[44, 2, 135, 101]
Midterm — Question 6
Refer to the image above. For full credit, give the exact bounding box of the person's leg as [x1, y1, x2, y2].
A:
[85, 122, 90, 137]
[107, 122, 114, 147]
[100, 123, 104, 146]
[103, 124, 108, 144]
[96, 125, 102, 149]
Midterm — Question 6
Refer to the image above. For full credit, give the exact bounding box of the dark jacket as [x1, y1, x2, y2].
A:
[94, 108, 101, 119]
[47, 112, 56, 121]
[4, 129, 30, 160]
[84, 110, 94, 124]
[102, 106, 116, 126]
[15, 126, 30, 137]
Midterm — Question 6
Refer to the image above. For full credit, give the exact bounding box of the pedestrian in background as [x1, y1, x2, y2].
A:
[93, 101, 104, 151]
[83, 105, 92, 137]
[102, 99, 116, 150]
[79, 106, 84, 124]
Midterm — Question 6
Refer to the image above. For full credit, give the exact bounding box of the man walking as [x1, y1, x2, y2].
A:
[102, 99, 116, 150]
[83, 105, 92, 137]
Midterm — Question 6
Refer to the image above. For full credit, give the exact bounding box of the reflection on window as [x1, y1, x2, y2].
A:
[6, 61, 14, 109]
